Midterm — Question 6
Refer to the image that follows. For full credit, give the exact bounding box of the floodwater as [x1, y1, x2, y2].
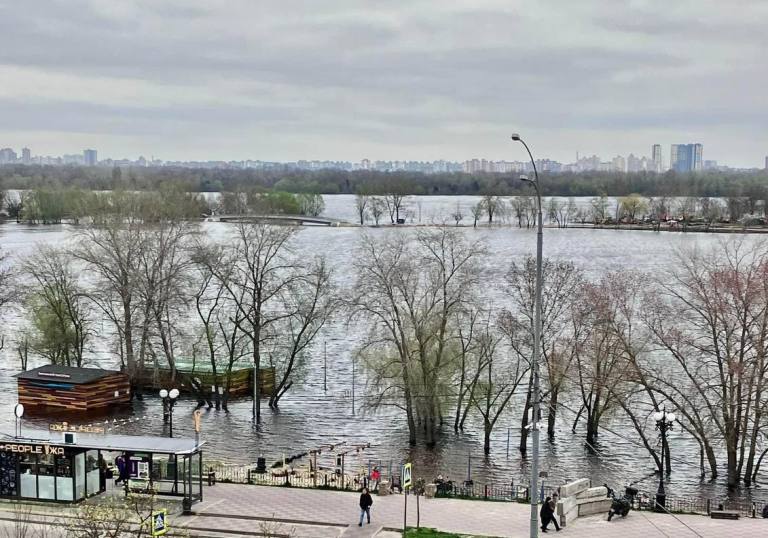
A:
[0, 195, 763, 502]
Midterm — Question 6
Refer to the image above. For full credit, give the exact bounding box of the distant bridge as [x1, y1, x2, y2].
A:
[209, 214, 351, 226]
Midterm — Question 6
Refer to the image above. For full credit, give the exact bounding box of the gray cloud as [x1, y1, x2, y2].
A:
[0, 0, 765, 166]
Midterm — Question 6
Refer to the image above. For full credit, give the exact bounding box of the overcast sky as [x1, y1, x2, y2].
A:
[0, 0, 766, 166]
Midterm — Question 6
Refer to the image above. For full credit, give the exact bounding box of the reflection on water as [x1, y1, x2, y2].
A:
[0, 197, 764, 502]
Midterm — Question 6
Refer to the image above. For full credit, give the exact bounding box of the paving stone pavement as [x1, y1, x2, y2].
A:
[188, 483, 768, 537]
[340, 522, 384, 537]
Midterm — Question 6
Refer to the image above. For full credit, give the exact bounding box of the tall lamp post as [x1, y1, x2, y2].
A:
[160, 388, 180, 438]
[511, 133, 543, 538]
[653, 408, 675, 512]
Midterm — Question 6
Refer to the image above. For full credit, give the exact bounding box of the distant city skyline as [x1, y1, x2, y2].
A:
[0, 142, 764, 171]
[2, 142, 764, 174]
[0, 1, 765, 168]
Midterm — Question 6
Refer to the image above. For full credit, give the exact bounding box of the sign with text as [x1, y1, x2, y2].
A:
[402, 462, 413, 490]
[49, 422, 105, 434]
[0, 443, 64, 456]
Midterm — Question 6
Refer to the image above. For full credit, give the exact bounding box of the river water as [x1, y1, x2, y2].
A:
[0, 194, 763, 502]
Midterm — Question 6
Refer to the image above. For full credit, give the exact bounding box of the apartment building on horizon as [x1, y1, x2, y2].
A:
[670, 143, 703, 173]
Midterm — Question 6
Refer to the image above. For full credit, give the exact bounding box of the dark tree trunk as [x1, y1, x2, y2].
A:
[519, 383, 532, 454]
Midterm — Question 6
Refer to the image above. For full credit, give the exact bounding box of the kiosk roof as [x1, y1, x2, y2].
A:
[4, 430, 203, 455]
[15, 365, 122, 385]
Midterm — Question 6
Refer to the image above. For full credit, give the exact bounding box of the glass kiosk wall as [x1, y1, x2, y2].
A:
[0, 444, 105, 503]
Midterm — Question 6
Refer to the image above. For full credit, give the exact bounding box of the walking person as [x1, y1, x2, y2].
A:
[358, 487, 373, 526]
[549, 494, 561, 532]
[371, 467, 381, 491]
[540, 495, 561, 533]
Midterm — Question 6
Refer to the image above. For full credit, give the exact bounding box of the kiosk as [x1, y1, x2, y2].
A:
[0, 430, 204, 505]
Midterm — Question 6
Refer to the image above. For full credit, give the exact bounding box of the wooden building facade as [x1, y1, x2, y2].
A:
[15, 366, 131, 413]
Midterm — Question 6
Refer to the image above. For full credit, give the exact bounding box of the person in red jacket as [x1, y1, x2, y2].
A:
[371, 467, 381, 490]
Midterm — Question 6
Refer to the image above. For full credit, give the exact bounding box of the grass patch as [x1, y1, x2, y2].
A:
[404, 529, 464, 538]
[404, 528, 501, 538]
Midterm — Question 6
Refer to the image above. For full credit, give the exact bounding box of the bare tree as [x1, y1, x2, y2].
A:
[0, 247, 16, 358]
[572, 275, 631, 447]
[351, 228, 485, 446]
[268, 258, 336, 408]
[644, 240, 768, 486]
[470, 202, 484, 228]
[502, 257, 583, 446]
[481, 195, 504, 225]
[699, 197, 724, 230]
[453, 308, 485, 432]
[191, 244, 250, 410]
[384, 192, 408, 224]
[75, 197, 147, 384]
[354, 194, 369, 225]
[547, 198, 565, 228]
[590, 195, 609, 224]
[196, 223, 317, 423]
[471, 321, 527, 454]
[451, 201, 464, 226]
[0, 247, 14, 309]
[369, 197, 385, 226]
[24, 247, 91, 367]
[138, 221, 195, 380]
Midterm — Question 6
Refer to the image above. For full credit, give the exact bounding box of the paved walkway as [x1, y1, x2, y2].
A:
[187, 483, 768, 537]
[3, 483, 768, 537]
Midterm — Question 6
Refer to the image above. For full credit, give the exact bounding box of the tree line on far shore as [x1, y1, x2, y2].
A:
[0, 185, 325, 224]
[1, 163, 767, 199]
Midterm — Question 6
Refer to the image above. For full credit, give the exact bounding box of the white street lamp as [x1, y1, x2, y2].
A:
[160, 388, 180, 438]
[511, 133, 543, 538]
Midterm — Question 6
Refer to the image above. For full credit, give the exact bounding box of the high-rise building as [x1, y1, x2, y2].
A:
[670, 143, 703, 172]
[765, 156, 768, 170]
[83, 149, 98, 166]
[652, 144, 662, 172]
[0, 148, 17, 164]
[21, 147, 31, 164]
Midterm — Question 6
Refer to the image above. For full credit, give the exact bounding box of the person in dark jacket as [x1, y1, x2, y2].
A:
[115, 455, 127, 485]
[358, 488, 373, 526]
[540, 495, 561, 532]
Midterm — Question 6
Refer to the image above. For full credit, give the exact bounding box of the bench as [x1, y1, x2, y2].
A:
[710, 510, 739, 520]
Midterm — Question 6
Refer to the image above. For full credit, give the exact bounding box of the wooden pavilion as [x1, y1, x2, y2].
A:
[15, 365, 131, 413]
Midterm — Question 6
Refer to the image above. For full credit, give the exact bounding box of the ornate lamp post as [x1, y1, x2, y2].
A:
[653, 408, 675, 512]
[160, 388, 180, 438]
[511, 133, 543, 538]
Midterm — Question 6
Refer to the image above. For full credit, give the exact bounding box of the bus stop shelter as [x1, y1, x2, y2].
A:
[0, 429, 204, 507]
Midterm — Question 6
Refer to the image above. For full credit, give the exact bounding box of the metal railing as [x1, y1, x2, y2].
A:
[434, 481, 560, 502]
[204, 461, 768, 517]
[637, 495, 767, 518]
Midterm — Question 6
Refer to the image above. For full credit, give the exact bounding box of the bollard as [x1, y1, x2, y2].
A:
[706, 499, 711, 515]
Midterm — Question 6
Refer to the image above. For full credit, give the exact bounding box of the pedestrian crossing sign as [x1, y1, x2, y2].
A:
[151, 509, 168, 536]
[402, 462, 413, 490]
